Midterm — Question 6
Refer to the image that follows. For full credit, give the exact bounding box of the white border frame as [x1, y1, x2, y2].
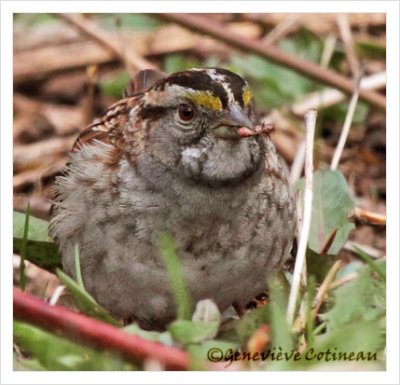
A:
[1, 1, 399, 384]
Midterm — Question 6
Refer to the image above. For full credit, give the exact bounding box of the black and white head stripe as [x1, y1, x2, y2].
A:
[144, 68, 253, 111]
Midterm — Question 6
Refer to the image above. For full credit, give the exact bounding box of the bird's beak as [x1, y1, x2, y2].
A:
[213, 104, 254, 139]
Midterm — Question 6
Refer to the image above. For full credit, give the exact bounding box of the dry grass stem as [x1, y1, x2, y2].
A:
[330, 69, 363, 170]
[344, 241, 384, 259]
[348, 207, 386, 226]
[329, 272, 358, 290]
[320, 33, 337, 68]
[319, 228, 338, 254]
[57, 13, 156, 75]
[49, 285, 66, 306]
[311, 260, 343, 320]
[289, 140, 306, 186]
[263, 14, 302, 45]
[336, 14, 359, 77]
[14, 136, 76, 172]
[156, 13, 386, 111]
[287, 109, 317, 325]
[291, 71, 386, 115]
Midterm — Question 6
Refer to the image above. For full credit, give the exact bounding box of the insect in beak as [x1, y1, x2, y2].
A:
[237, 122, 275, 138]
[213, 104, 254, 139]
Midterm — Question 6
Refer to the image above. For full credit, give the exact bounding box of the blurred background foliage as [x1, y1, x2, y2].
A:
[13, 13, 386, 371]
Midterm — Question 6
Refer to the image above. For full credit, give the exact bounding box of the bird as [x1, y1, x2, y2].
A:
[49, 67, 296, 330]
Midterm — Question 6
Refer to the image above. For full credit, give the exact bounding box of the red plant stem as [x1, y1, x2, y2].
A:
[13, 287, 189, 370]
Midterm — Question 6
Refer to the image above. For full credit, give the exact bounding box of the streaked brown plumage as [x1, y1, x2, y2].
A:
[50, 68, 296, 330]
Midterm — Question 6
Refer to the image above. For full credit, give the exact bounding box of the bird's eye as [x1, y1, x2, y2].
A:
[178, 103, 194, 122]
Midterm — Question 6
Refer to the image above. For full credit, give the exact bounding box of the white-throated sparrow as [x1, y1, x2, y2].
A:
[50, 68, 296, 330]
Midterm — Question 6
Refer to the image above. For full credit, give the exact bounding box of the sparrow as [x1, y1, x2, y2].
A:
[49, 68, 296, 330]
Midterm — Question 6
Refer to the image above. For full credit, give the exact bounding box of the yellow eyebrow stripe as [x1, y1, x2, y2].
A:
[242, 87, 253, 107]
[185, 91, 222, 111]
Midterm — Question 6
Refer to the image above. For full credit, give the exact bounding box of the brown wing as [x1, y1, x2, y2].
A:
[72, 124, 110, 152]
[73, 69, 165, 152]
[72, 96, 139, 152]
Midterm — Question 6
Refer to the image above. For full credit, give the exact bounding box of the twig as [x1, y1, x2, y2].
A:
[13, 157, 68, 193]
[336, 14, 359, 78]
[291, 71, 386, 115]
[348, 207, 386, 226]
[289, 30, 335, 187]
[13, 287, 189, 370]
[83, 65, 98, 125]
[329, 271, 358, 290]
[330, 68, 363, 170]
[48, 285, 65, 306]
[13, 40, 116, 84]
[263, 14, 301, 45]
[319, 228, 338, 254]
[289, 139, 306, 186]
[13, 194, 52, 221]
[155, 13, 386, 111]
[14, 136, 75, 173]
[19, 205, 31, 292]
[344, 240, 384, 259]
[320, 33, 337, 68]
[57, 13, 156, 75]
[287, 110, 317, 325]
[311, 260, 343, 320]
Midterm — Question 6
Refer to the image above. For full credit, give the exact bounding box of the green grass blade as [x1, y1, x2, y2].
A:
[305, 275, 316, 346]
[19, 204, 31, 291]
[159, 232, 192, 320]
[56, 269, 119, 326]
[355, 247, 386, 280]
[74, 244, 85, 290]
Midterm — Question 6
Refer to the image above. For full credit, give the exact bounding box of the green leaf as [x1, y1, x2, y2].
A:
[335, 260, 363, 279]
[14, 211, 51, 242]
[279, 28, 323, 63]
[163, 54, 201, 74]
[227, 276, 291, 353]
[280, 320, 386, 370]
[159, 232, 192, 320]
[356, 41, 386, 59]
[99, 71, 130, 99]
[168, 320, 219, 345]
[254, 78, 291, 109]
[229, 54, 316, 108]
[13, 239, 61, 272]
[14, 357, 46, 371]
[19, 205, 30, 290]
[99, 13, 161, 31]
[268, 278, 292, 352]
[305, 275, 317, 347]
[321, 101, 369, 125]
[322, 261, 386, 331]
[354, 247, 386, 280]
[14, 13, 56, 27]
[14, 321, 134, 370]
[296, 170, 355, 254]
[74, 245, 85, 289]
[230, 305, 270, 345]
[229, 32, 323, 108]
[123, 323, 173, 346]
[56, 269, 119, 326]
[306, 248, 337, 283]
[312, 321, 385, 360]
[13, 211, 61, 271]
